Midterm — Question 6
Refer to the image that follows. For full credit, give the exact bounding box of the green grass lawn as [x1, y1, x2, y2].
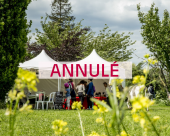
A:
[0, 104, 170, 136]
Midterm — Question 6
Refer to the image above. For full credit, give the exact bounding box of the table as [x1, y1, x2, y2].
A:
[63, 96, 106, 109]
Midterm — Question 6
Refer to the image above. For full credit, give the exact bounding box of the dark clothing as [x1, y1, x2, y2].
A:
[78, 92, 84, 106]
[87, 82, 94, 96]
[85, 84, 89, 94]
[68, 81, 76, 102]
[87, 96, 92, 108]
[86, 82, 94, 109]
[71, 98, 76, 104]
[106, 97, 110, 107]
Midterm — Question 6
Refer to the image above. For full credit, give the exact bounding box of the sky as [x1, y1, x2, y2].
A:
[26, 0, 170, 64]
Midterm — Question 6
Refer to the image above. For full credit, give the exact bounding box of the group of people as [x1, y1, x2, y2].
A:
[64, 78, 107, 110]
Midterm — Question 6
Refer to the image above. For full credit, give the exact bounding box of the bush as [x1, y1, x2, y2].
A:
[0, 0, 32, 100]
[0, 100, 6, 109]
[155, 90, 170, 106]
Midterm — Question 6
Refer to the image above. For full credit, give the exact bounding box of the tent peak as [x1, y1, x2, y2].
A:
[91, 49, 98, 54]
[41, 49, 45, 54]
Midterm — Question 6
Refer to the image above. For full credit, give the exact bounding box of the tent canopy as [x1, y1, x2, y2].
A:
[19, 49, 125, 96]
[19, 50, 58, 69]
[75, 49, 110, 63]
[66, 49, 126, 78]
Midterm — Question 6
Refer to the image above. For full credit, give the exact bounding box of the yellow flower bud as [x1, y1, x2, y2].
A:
[96, 117, 104, 124]
[144, 54, 150, 58]
[19, 103, 32, 112]
[140, 118, 145, 128]
[120, 131, 128, 136]
[17, 91, 25, 99]
[143, 69, 149, 74]
[132, 114, 140, 122]
[8, 90, 17, 100]
[153, 116, 160, 122]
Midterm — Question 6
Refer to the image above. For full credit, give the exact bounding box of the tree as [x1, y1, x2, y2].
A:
[137, 3, 170, 96]
[0, 0, 32, 100]
[30, 17, 92, 61]
[47, 0, 75, 34]
[33, 17, 135, 62]
[25, 43, 54, 61]
[82, 24, 136, 61]
[26, 26, 91, 61]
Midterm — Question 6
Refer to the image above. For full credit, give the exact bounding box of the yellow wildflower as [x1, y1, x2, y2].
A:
[139, 112, 145, 118]
[111, 79, 124, 85]
[132, 75, 146, 85]
[143, 69, 149, 74]
[93, 105, 98, 110]
[153, 116, 160, 122]
[131, 96, 155, 113]
[140, 118, 145, 128]
[17, 91, 25, 100]
[71, 101, 82, 110]
[132, 76, 140, 84]
[147, 58, 158, 65]
[116, 91, 121, 98]
[148, 58, 152, 64]
[140, 76, 145, 85]
[120, 131, 128, 136]
[8, 90, 17, 100]
[132, 114, 140, 122]
[88, 131, 102, 136]
[93, 100, 109, 114]
[52, 120, 68, 135]
[19, 103, 32, 112]
[16, 68, 39, 92]
[96, 117, 104, 125]
[153, 60, 158, 65]
[132, 102, 142, 111]
[144, 54, 150, 58]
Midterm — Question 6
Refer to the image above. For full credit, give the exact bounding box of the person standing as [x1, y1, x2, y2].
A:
[76, 80, 85, 107]
[64, 83, 71, 110]
[67, 79, 76, 106]
[103, 82, 112, 106]
[148, 84, 154, 100]
[86, 79, 94, 110]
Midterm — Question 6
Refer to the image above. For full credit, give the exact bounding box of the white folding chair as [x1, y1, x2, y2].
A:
[46, 92, 56, 110]
[35, 92, 45, 110]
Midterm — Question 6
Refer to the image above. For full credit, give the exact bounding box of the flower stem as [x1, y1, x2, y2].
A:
[103, 113, 110, 136]
[121, 121, 128, 135]
[78, 111, 84, 136]
[144, 111, 160, 136]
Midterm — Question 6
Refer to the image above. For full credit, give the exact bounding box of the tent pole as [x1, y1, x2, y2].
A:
[58, 77, 59, 92]
[59, 78, 61, 92]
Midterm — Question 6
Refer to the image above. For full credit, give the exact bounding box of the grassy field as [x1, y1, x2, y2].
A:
[0, 104, 170, 136]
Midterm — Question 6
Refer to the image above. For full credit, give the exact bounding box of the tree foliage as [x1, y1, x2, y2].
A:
[137, 3, 170, 75]
[0, 0, 32, 100]
[137, 3, 170, 96]
[82, 24, 136, 61]
[33, 17, 135, 62]
[47, 0, 75, 34]
[27, 17, 92, 61]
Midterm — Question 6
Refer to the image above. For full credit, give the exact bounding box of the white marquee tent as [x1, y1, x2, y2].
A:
[19, 49, 125, 96]
[19, 50, 57, 69]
